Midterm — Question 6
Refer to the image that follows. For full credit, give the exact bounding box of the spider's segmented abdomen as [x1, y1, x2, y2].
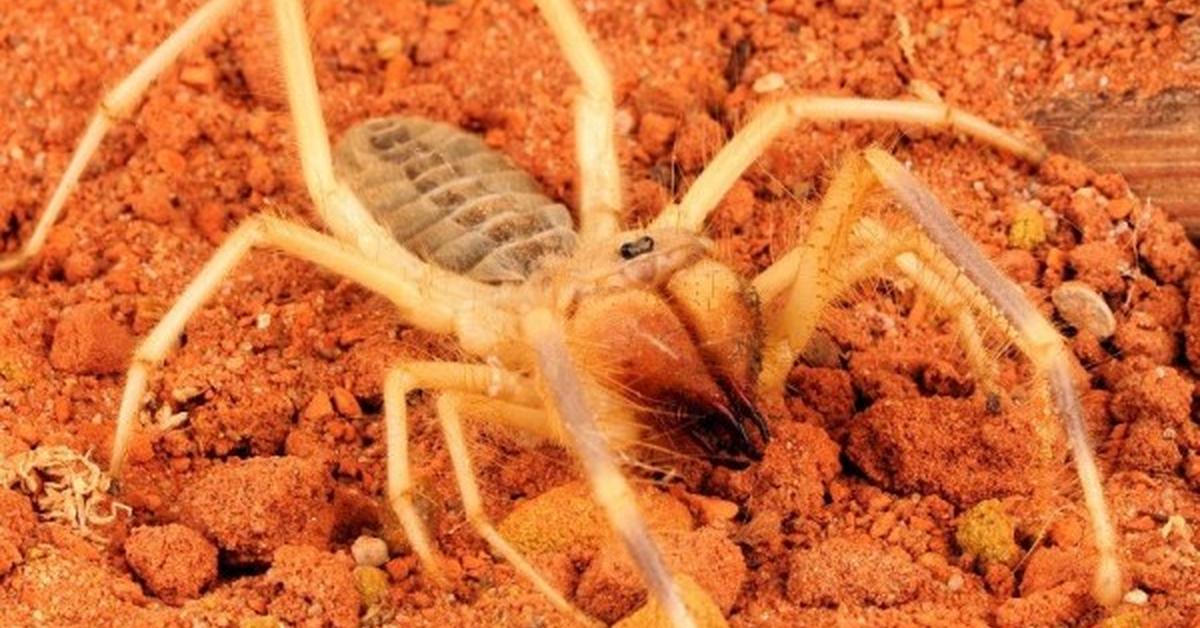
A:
[334, 117, 577, 283]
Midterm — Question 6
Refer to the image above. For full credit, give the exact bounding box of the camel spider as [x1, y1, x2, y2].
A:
[1, 0, 1123, 625]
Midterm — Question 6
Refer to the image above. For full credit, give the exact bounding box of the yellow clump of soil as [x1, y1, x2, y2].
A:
[955, 499, 1019, 565]
[497, 480, 693, 556]
[614, 575, 728, 628]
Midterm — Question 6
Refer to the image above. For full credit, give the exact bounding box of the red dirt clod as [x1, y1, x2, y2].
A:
[1066, 241, 1127, 295]
[0, 489, 35, 576]
[123, 523, 218, 605]
[178, 456, 336, 565]
[673, 113, 725, 173]
[716, 421, 839, 520]
[48, 303, 134, 376]
[786, 535, 926, 608]
[846, 397, 1042, 506]
[129, 176, 176, 225]
[1137, 207, 1198, 285]
[263, 545, 358, 628]
[576, 527, 746, 623]
[1110, 367, 1193, 427]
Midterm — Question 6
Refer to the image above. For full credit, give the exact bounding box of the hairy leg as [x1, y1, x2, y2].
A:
[110, 216, 485, 475]
[754, 157, 1000, 395]
[381, 361, 540, 585]
[848, 217, 1002, 398]
[0, 0, 242, 272]
[435, 393, 598, 625]
[522, 308, 696, 628]
[753, 154, 879, 391]
[755, 151, 1119, 607]
[652, 96, 1047, 234]
[863, 149, 1120, 606]
[534, 0, 622, 243]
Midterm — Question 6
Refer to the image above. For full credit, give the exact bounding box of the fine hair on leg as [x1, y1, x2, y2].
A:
[863, 149, 1121, 606]
[109, 216, 480, 475]
[381, 361, 541, 585]
[522, 308, 697, 628]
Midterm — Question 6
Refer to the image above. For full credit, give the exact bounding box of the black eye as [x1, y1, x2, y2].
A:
[619, 236, 655, 260]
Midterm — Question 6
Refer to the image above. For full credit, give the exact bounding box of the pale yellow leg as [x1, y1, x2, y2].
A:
[522, 308, 696, 628]
[848, 217, 1002, 397]
[652, 96, 1047, 234]
[754, 154, 880, 391]
[533, 0, 622, 242]
[754, 151, 1119, 607]
[269, 0, 488, 303]
[0, 0, 242, 272]
[863, 150, 1121, 607]
[110, 216, 486, 475]
[381, 361, 542, 585]
[436, 393, 597, 626]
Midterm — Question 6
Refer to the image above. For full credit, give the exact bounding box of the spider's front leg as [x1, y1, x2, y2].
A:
[753, 152, 1121, 608]
[862, 151, 1121, 606]
[0, 0, 242, 272]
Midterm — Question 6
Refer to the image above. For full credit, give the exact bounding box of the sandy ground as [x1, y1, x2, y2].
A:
[1, 0, 1199, 626]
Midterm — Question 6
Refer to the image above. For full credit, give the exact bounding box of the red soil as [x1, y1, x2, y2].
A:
[1, 0, 1198, 626]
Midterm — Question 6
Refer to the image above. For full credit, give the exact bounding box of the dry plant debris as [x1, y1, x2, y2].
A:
[0, 446, 126, 543]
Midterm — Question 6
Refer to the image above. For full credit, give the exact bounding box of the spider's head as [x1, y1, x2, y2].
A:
[568, 229, 711, 292]
[559, 231, 769, 468]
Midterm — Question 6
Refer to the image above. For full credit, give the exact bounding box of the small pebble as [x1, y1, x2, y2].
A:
[375, 35, 405, 60]
[1122, 588, 1148, 605]
[1052, 281, 1117, 339]
[752, 72, 786, 93]
[351, 535, 389, 567]
[332, 387, 362, 418]
[947, 572, 964, 592]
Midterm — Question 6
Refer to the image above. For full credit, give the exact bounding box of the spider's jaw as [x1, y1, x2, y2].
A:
[561, 256, 768, 465]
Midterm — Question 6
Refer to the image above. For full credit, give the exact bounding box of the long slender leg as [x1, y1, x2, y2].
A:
[754, 154, 878, 391]
[522, 308, 696, 628]
[847, 217, 1002, 398]
[110, 215, 491, 475]
[381, 361, 541, 585]
[268, 0, 488, 302]
[755, 152, 1120, 607]
[862, 150, 1120, 606]
[0, 0, 242, 272]
[534, 0, 622, 243]
[651, 96, 1047, 234]
[435, 393, 596, 625]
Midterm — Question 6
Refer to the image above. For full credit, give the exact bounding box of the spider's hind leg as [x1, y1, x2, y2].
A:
[109, 216, 466, 475]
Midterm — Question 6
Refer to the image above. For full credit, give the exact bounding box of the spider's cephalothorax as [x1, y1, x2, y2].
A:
[339, 115, 768, 464]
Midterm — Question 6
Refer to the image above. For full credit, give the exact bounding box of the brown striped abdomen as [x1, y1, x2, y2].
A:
[334, 117, 577, 283]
